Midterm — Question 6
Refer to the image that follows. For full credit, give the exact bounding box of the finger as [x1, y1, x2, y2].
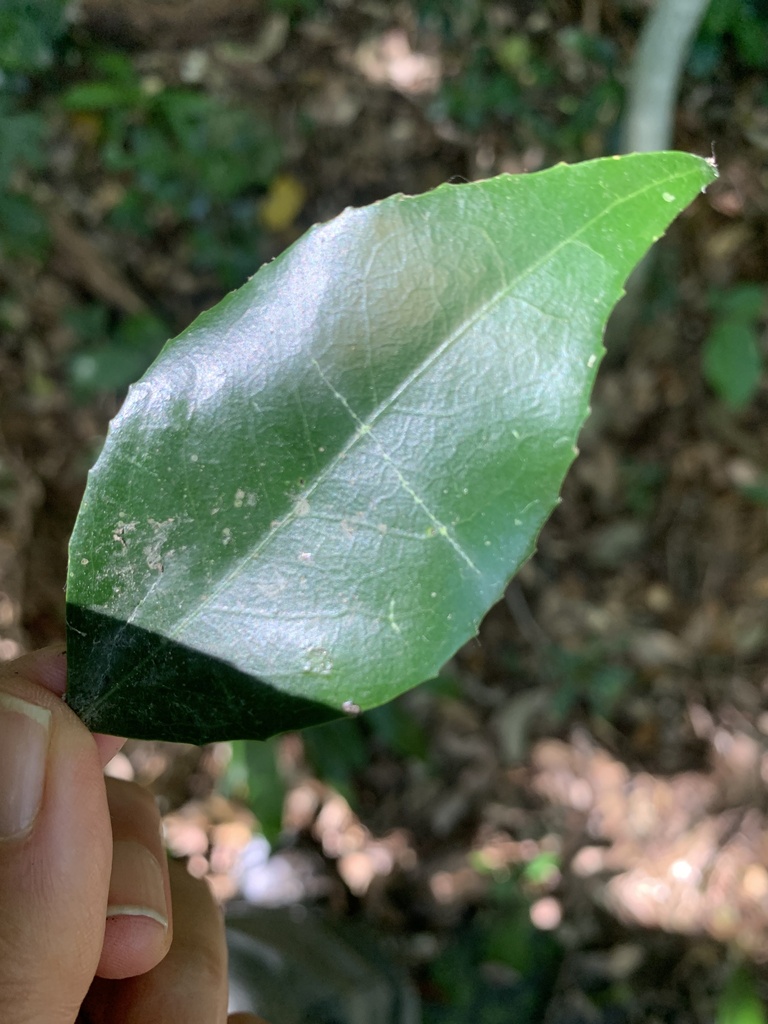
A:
[96, 778, 172, 980]
[2, 644, 68, 692]
[84, 859, 228, 1024]
[5, 645, 126, 766]
[0, 659, 112, 1024]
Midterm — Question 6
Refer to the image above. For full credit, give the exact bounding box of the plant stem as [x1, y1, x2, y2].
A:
[622, 0, 711, 153]
[606, 0, 711, 360]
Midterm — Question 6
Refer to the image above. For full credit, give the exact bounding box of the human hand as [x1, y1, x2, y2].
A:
[0, 645, 269, 1024]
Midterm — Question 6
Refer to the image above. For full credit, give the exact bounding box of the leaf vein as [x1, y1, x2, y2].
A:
[164, 166, 695, 641]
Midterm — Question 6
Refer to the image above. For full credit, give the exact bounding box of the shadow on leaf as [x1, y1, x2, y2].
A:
[65, 604, 341, 744]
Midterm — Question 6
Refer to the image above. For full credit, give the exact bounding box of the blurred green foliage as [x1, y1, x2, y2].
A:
[61, 49, 280, 286]
[0, 0, 66, 74]
[717, 963, 768, 1024]
[66, 304, 170, 400]
[549, 643, 634, 720]
[223, 738, 286, 844]
[223, 682, 442, 832]
[702, 285, 766, 411]
[300, 687, 439, 802]
[423, 875, 562, 1023]
[266, 0, 323, 18]
[426, 20, 621, 154]
[301, 717, 370, 802]
[621, 458, 667, 520]
[0, 0, 281, 396]
[413, 0, 484, 41]
[691, 0, 768, 74]
[0, 0, 60, 258]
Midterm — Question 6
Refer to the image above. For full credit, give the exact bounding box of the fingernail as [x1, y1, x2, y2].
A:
[0, 693, 51, 839]
[108, 840, 169, 928]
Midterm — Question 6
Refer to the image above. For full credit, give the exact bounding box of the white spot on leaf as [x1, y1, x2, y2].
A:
[389, 598, 401, 634]
[302, 647, 333, 675]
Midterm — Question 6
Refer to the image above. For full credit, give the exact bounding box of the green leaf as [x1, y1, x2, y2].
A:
[712, 284, 766, 322]
[62, 81, 145, 112]
[301, 718, 369, 799]
[223, 738, 285, 843]
[0, 0, 67, 74]
[0, 192, 49, 259]
[65, 152, 716, 743]
[0, 101, 47, 186]
[68, 310, 170, 399]
[703, 319, 762, 409]
[717, 964, 767, 1024]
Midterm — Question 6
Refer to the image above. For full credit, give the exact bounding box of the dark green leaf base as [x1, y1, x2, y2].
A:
[66, 604, 339, 744]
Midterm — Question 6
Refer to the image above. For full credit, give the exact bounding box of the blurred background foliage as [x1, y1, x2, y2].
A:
[2, 0, 768, 1020]
[1, 0, 766, 404]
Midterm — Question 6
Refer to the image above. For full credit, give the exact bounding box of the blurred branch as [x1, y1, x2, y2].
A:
[622, 0, 712, 153]
[505, 580, 548, 652]
[607, 0, 711, 357]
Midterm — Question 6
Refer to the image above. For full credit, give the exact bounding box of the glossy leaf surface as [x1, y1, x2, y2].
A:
[66, 152, 716, 742]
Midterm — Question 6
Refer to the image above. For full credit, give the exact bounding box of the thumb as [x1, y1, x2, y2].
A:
[0, 648, 112, 1024]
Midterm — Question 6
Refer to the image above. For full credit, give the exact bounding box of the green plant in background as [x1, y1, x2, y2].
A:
[717, 962, 768, 1024]
[421, 3, 620, 157]
[432, 45, 524, 133]
[62, 152, 716, 744]
[266, 0, 323, 19]
[223, 738, 286, 844]
[0, 63, 54, 257]
[66, 304, 171, 400]
[621, 457, 668, 520]
[226, 689, 431, 830]
[0, 1, 283, 395]
[413, 0, 485, 40]
[702, 284, 766, 411]
[0, 0, 66, 256]
[424, 872, 561, 1023]
[62, 50, 281, 285]
[299, 696, 433, 804]
[690, 0, 768, 74]
[547, 642, 635, 722]
[0, 101, 49, 258]
[0, 0, 66, 74]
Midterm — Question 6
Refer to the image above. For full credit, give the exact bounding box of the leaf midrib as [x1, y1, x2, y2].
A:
[163, 165, 696, 641]
[78, 162, 702, 720]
